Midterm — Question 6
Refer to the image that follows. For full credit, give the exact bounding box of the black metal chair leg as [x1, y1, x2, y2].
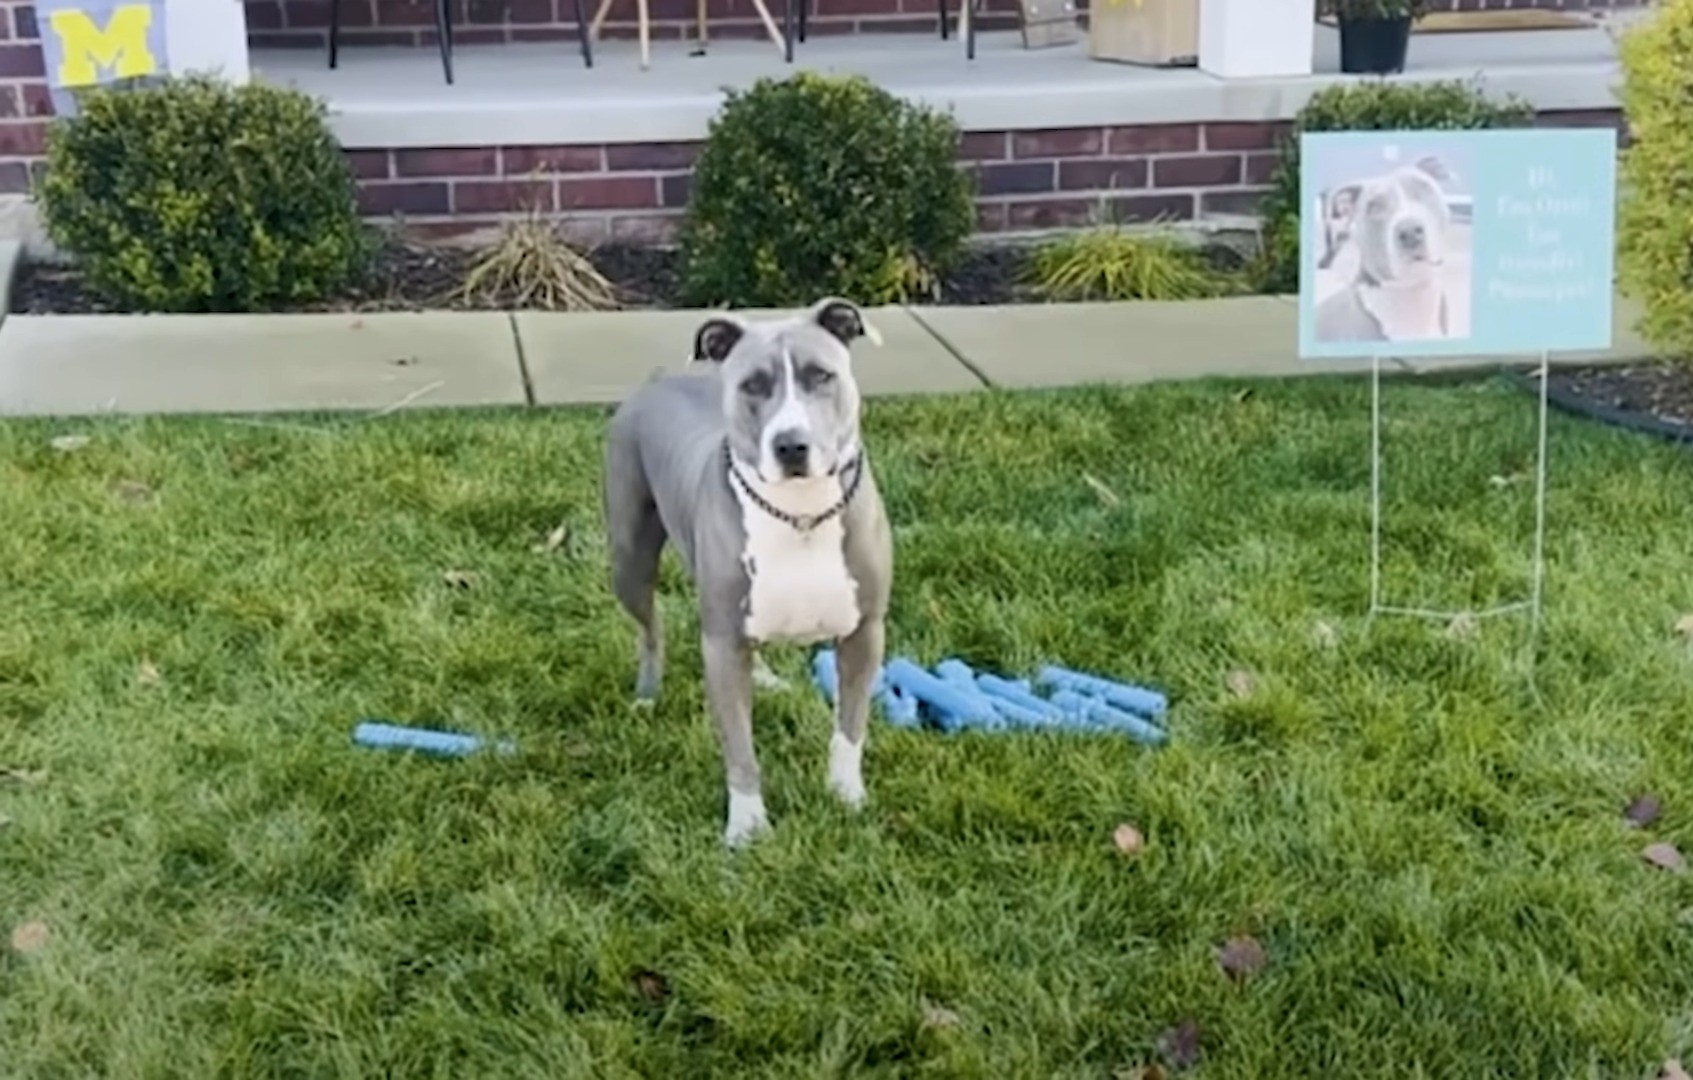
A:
[966, 0, 976, 59]
[939, 0, 948, 39]
[798, 0, 808, 43]
[784, 0, 794, 61]
[328, 0, 342, 68]
[435, 0, 454, 84]
[573, 0, 594, 66]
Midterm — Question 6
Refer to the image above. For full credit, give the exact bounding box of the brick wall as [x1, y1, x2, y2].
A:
[0, 2, 51, 195]
[252, 0, 1648, 47]
[352, 108, 1627, 244]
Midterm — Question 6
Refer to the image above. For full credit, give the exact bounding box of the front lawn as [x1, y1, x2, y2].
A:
[3, 376, 1692, 1078]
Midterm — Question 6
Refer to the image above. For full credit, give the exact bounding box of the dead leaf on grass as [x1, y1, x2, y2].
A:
[0, 767, 46, 786]
[1225, 668, 1257, 699]
[1216, 935, 1268, 982]
[49, 435, 90, 453]
[442, 569, 480, 590]
[1155, 1018, 1202, 1070]
[1644, 842, 1687, 873]
[1488, 471, 1527, 489]
[1113, 822, 1145, 857]
[1660, 1060, 1691, 1080]
[111, 480, 155, 505]
[534, 522, 571, 554]
[1082, 472, 1121, 508]
[921, 1001, 961, 1031]
[136, 660, 162, 688]
[1312, 620, 1339, 650]
[1625, 794, 1663, 829]
[1445, 612, 1479, 641]
[1676, 614, 1693, 640]
[631, 969, 670, 1003]
[1232, 388, 1255, 405]
[0, 812, 12, 830]
[9, 920, 49, 955]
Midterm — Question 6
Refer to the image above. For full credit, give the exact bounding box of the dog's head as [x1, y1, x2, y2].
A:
[1325, 156, 1454, 289]
[691, 298, 880, 483]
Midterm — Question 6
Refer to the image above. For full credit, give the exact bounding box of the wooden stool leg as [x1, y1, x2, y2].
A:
[638, 0, 650, 69]
[746, 0, 786, 55]
[698, 0, 709, 49]
[590, 0, 614, 43]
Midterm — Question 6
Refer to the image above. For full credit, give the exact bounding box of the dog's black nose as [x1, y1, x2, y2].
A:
[771, 431, 810, 476]
[1397, 221, 1426, 250]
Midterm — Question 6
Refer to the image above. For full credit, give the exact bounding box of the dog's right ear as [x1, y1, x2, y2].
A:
[692, 315, 748, 363]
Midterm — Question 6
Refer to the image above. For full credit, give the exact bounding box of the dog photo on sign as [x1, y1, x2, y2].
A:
[1309, 140, 1475, 346]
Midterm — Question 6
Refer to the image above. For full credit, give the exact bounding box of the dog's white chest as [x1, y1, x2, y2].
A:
[1358, 282, 1446, 341]
[738, 511, 861, 645]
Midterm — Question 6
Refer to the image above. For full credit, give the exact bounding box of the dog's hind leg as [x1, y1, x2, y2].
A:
[604, 443, 667, 705]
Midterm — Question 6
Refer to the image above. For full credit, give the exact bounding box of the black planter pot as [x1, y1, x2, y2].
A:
[1337, 14, 1413, 75]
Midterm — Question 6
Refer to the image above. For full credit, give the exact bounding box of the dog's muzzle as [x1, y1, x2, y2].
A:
[771, 429, 810, 479]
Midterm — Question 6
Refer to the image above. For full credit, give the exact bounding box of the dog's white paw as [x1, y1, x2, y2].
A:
[723, 789, 772, 848]
[828, 731, 867, 810]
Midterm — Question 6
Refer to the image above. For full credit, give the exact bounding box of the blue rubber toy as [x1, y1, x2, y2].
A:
[1037, 665, 1169, 720]
[1046, 690, 1167, 746]
[811, 650, 920, 727]
[809, 649, 1169, 743]
[353, 721, 516, 757]
[976, 673, 1065, 727]
[884, 657, 1000, 731]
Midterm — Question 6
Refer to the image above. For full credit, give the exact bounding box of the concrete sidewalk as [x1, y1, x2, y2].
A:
[0, 295, 1654, 419]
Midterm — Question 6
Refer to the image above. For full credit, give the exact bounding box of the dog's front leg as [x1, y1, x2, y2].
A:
[701, 632, 769, 847]
[829, 615, 884, 809]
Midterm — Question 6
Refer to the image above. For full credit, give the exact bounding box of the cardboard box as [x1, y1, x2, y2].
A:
[1088, 0, 1198, 67]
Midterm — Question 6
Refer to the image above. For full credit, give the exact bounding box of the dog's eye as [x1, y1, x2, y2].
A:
[741, 373, 774, 398]
[801, 365, 834, 390]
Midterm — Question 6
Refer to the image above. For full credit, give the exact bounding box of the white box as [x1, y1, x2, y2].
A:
[1198, 0, 1316, 79]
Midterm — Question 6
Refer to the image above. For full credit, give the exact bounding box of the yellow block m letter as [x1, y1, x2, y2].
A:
[48, 7, 158, 87]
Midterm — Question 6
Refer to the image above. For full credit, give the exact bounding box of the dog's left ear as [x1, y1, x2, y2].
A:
[810, 297, 883, 348]
[1413, 155, 1455, 186]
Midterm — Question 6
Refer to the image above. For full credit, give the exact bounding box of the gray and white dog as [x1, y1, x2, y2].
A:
[1312, 156, 1456, 344]
[601, 297, 893, 847]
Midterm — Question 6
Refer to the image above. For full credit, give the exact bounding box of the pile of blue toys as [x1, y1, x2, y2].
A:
[811, 650, 1169, 746]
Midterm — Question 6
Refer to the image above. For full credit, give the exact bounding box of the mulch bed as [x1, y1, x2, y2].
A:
[1541, 363, 1693, 446]
[8, 240, 1040, 315]
[20, 233, 1691, 449]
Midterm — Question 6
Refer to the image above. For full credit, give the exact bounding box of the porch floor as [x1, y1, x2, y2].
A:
[251, 22, 1622, 149]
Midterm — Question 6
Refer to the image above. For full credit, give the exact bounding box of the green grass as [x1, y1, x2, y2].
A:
[4, 375, 1693, 1079]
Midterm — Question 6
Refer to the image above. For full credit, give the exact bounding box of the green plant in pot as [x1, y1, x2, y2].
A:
[1321, 0, 1430, 75]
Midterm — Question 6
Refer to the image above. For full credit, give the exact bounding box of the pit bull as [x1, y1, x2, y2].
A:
[601, 298, 894, 848]
[1313, 156, 1457, 344]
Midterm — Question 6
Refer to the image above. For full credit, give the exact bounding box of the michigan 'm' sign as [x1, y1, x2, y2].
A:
[39, 1, 167, 89]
